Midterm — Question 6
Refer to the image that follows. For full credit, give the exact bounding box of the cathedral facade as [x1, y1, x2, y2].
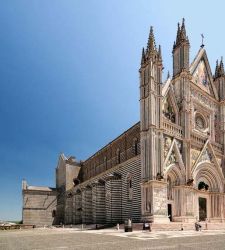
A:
[22, 19, 225, 226]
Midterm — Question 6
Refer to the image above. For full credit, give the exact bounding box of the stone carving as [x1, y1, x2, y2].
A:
[193, 60, 210, 93]
[198, 181, 209, 191]
[217, 158, 222, 167]
[187, 179, 194, 186]
[164, 136, 172, 158]
[200, 149, 212, 162]
[195, 115, 205, 130]
[176, 140, 182, 154]
[191, 87, 216, 111]
[164, 138, 182, 168]
[167, 150, 176, 167]
[156, 172, 164, 181]
[163, 97, 175, 123]
[153, 187, 167, 216]
[191, 149, 200, 167]
[214, 113, 221, 143]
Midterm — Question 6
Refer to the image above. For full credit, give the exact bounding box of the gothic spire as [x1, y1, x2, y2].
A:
[173, 18, 189, 51]
[220, 57, 224, 76]
[215, 60, 219, 79]
[147, 26, 156, 53]
[158, 44, 162, 61]
[141, 47, 146, 65]
[215, 57, 225, 79]
[180, 18, 186, 40]
[173, 41, 176, 50]
[172, 18, 190, 76]
[176, 22, 180, 44]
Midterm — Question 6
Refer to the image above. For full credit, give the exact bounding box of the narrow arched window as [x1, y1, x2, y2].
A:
[129, 179, 132, 188]
[104, 156, 107, 169]
[133, 138, 138, 156]
[127, 174, 133, 201]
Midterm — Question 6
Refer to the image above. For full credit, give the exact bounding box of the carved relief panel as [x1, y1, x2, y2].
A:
[192, 101, 211, 137]
[191, 148, 200, 168]
[162, 97, 176, 123]
[164, 136, 172, 158]
[153, 186, 167, 216]
[163, 136, 183, 169]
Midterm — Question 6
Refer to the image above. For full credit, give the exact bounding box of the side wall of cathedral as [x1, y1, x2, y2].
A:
[22, 181, 57, 226]
[64, 156, 141, 224]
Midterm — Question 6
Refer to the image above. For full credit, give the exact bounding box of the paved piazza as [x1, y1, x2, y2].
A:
[1, 228, 225, 250]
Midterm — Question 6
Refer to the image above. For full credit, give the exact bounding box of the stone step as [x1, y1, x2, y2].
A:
[124, 222, 225, 231]
[65, 222, 225, 231]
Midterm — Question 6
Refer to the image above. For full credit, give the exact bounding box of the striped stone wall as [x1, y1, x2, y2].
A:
[82, 187, 92, 224]
[92, 183, 105, 224]
[64, 196, 73, 224]
[73, 191, 82, 224]
[105, 177, 122, 224]
[64, 155, 141, 224]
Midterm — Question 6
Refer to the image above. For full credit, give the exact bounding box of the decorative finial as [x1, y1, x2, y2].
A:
[220, 56, 224, 75]
[215, 59, 219, 78]
[173, 18, 189, 51]
[158, 45, 162, 60]
[215, 58, 225, 79]
[201, 34, 204, 48]
[176, 22, 180, 43]
[180, 18, 186, 40]
[147, 26, 156, 52]
[141, 47, 146, 65]
[182, 18, 185, 25]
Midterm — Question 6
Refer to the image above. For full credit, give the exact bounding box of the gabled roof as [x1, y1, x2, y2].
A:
[189, 47, 218, 100]
[162, 77, 171, 97]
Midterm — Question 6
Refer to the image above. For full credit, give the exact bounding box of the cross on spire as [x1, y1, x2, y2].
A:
[201, 34, 205, 48]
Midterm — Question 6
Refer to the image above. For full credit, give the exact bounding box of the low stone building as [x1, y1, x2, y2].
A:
[23, 19, 225, 226]
[22, 181, 57, 226]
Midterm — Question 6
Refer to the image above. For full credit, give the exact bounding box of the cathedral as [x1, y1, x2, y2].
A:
[22, 19, 225, 226]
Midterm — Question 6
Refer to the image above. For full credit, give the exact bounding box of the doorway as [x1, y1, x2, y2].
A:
[168, 204, 172, 221]
[199, 197, 207, 221]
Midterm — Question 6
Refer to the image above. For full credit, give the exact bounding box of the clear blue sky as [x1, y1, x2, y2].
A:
[0, 0, 224, 221]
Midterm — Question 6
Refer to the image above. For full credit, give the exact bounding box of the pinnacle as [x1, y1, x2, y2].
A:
[180, 18, 187, 40]
[215, 60, 219, 79]
[176, 23, 180, 43]
[141, 47, 146, 65]
[215, 57, 225, 79]
[158, 45, 162, 59]
[141, 25, 163, 66]
[147, 26, 157, 53]
[173, 18, 189, 51]
[220, 57, 224, 75]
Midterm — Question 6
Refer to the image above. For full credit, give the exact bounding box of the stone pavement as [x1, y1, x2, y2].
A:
[86, 227, 225, 240]
[1, 228, 225, 249]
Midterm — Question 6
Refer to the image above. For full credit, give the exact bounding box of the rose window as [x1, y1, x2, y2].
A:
[195, 115, 205, 130]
